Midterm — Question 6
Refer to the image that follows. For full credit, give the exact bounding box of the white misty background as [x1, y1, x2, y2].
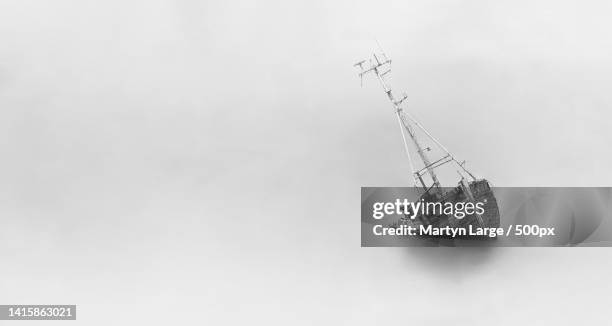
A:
[0, 0, 611, 325]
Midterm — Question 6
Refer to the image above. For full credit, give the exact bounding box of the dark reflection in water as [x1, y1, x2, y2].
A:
[400, 246, 497, 277]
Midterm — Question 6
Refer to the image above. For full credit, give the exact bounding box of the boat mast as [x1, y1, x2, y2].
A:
[354, 52, 441, 190]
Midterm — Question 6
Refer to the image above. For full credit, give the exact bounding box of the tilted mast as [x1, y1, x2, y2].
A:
[354, 46, 477, 191]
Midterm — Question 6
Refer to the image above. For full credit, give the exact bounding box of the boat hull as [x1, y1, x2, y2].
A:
[406, 179, 501, 236]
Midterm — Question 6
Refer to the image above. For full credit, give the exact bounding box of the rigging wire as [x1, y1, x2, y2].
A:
[398, 110, 479, 180]
[395, 113, 417, 186]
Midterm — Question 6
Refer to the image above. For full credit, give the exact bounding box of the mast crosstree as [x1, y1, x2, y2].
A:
[354, 46, 477, 191]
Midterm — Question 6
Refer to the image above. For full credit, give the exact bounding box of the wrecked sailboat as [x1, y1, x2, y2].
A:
[354, 48, 500, 233]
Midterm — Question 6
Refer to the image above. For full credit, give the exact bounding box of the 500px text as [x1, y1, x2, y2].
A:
[373, 224, 555, 238]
